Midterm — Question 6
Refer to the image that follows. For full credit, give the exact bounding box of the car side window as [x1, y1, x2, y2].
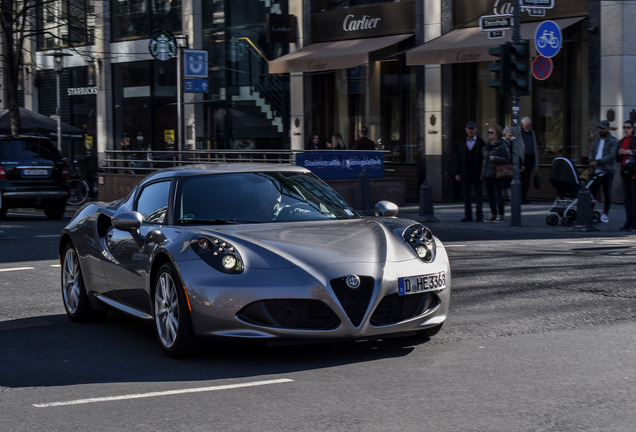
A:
[136, 181, 170, 224]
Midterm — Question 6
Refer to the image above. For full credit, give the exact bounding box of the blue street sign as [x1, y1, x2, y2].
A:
[184, 79, 209, 93]
[534, 20, 562, 58]
[183, 49, 208, 78]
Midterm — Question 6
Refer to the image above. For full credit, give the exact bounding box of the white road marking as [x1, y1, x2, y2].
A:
[50, 264, 61, 268]
[0, 267, 35, 272]
[36, 235, 61, 238]
[33, 378, 294, 408]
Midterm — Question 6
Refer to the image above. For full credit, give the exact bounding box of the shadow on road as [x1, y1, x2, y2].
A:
[0, 313, 426, 389]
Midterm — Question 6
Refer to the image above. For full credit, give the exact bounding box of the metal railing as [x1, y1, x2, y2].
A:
[102, 149, 397, 175]
[103, 149, 296, 174]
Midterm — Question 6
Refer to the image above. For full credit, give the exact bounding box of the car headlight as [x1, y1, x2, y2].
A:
[403, 224, 436, 263]
[191, 236, 244, 274]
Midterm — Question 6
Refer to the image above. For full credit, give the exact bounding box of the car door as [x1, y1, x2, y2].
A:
[103, 179, 172, 312]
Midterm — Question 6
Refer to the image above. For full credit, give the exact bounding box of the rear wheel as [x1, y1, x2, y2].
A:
[44, 199, 66, 219]
[546, 214, 559, 225]
[153, 263, 195, 357]
[61, 243, 95, 321]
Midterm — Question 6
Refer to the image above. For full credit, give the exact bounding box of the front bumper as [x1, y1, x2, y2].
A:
[179, 248, 451, 341]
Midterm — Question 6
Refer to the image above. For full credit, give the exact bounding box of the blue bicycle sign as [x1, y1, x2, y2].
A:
[534, 20, 562, 58]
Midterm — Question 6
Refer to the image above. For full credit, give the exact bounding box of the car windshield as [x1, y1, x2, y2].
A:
[176, 171, 359, 223]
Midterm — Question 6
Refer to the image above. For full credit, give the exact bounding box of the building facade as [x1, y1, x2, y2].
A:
[5, 0, 636, 202]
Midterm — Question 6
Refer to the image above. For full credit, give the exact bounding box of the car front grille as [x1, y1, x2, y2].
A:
[330, 276, 374, 327]
[370, 292, 440, 326]
[237, 299, 340, 330]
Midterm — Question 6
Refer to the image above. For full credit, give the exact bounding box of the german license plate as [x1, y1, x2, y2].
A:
[22, 169, 49, 176]
[398, 271, 446, 295]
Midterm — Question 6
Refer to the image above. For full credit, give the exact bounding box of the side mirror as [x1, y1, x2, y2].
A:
[112, 211, 143, 231]
[374, 200, 399, 217]
[112, 211, 144, 249]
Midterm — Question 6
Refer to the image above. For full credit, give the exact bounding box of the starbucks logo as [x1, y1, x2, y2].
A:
[149, 30, 177, 61]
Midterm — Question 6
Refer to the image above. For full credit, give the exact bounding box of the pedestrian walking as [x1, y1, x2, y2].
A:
[307, 133, 328, 150]
[353, 127, 375, 150]
[455, 121, 485, 222]
[329, 133, 346, 150]
[616, 120, 636, 230]
[589, 119, 619, 223]
[482, 124, 511, 223]
[502, 126, 524, 201]
[519, 117, 540, 203]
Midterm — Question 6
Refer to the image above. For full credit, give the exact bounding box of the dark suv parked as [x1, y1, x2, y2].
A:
[0, 135, 69, 219]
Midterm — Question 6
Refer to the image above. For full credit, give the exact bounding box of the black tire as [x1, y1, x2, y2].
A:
[44, 199, 66, 219]
[61, 243, 95, 322]
[153, 263, 196, 357]
[67, 179, 89, 205]
[591, 211, 601, 224]
[546, 214, 559, 225]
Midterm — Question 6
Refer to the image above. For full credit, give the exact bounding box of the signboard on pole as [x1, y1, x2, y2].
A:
[532, 56, 553, 80]
[184, 79, 209, 93]
[534, 20, 562, 58]
[480, 15, 513, 32]
[183, 49, 208, 78]
[521, 0, 554, 8]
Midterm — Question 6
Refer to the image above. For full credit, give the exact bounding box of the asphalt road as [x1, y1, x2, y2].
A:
[1, 208, 635, 432]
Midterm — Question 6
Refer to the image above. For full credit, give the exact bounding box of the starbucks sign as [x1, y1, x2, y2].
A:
[149, 30, 177, 61]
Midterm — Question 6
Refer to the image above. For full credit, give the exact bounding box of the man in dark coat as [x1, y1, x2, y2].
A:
[353, 127, 375, 150]
[455, 121, 485, 222]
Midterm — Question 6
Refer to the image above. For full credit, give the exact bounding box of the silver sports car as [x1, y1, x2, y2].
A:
[60, 164, 450, 357]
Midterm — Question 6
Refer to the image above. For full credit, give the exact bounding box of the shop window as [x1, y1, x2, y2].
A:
[113, 61, 177, 152]
[37, 0, 95, 49]
[111, 0, 182, 41]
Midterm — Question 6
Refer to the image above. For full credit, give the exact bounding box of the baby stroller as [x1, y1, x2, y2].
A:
[545, 157, 601, 226]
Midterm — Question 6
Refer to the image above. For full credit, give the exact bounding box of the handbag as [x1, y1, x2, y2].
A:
[496, 164, 513, 179]
[622, 163, 635, 177]
[533, 174, 540, 189]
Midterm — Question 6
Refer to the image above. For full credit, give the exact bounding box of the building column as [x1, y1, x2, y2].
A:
[418, 0, 443, 199]
[94, 0, 113, 165]
[599, 1, 636, 129]
[289, 0, 306, 151]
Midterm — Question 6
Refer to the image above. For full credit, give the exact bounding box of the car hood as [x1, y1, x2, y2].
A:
[194, 218, 420, 269]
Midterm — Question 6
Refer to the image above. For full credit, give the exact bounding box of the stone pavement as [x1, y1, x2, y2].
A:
[398, 201, 632, 238]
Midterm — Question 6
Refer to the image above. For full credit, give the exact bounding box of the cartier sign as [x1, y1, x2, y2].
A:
[312, 0, 414, 43]
[267, 14, 296, 43]
[343, 14, 381, 32]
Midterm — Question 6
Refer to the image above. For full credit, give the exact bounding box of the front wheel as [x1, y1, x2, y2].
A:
[153, 263, 196, 357]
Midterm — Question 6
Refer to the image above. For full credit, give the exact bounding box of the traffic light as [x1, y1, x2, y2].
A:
[488, 43, 510, 95]
[509, 40, 531, 96]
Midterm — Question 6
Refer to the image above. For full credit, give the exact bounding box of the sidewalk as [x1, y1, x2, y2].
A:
[398, 202, 630, 238]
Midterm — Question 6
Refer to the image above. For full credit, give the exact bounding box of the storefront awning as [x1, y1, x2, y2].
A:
[269, 34, 413, 74]
[406, 16, 585, 66]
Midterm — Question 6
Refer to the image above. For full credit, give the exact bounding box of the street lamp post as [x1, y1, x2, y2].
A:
[46, 50, 72, 152]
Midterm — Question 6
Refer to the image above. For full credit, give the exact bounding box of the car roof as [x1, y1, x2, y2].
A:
[141, 163, 311, 183]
